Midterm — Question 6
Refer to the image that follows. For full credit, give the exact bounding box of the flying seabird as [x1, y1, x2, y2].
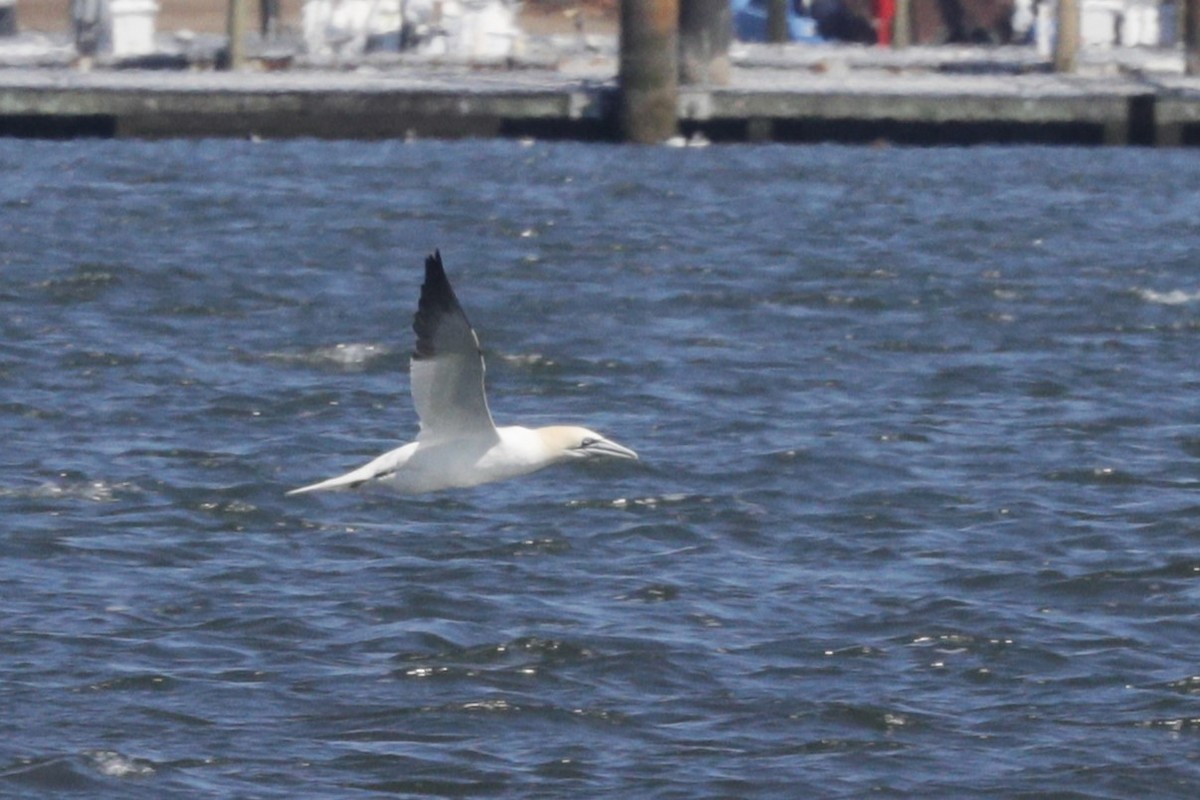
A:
[288, 251, 638, 496]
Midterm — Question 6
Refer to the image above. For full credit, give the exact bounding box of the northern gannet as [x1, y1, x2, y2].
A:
[288, 251, 638, 496]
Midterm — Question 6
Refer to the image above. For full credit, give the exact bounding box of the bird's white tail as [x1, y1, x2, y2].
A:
[286, 464, 377, 495]
[286, 446, 412, 496]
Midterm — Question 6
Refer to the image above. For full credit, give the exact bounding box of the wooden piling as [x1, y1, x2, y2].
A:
[679, 0, 732, 85]
[1186, 0, 1200, 74]
[619, 0, 680, 143]
[767, 0, 789, 43]
[1054, 0, 1079, 72]
[225, 0, 248, 70]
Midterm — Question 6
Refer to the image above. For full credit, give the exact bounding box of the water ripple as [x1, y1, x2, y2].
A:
[3, 141, 1200, 798]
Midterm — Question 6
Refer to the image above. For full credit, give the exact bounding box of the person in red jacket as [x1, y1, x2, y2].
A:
[875, 0, 896, 44]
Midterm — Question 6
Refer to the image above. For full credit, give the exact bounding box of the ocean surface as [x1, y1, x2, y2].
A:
[2, 139, 1199, 798]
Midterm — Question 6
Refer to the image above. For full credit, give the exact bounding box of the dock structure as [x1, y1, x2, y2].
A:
[2, 46, 1200, 145]
[0, 67, 614, 139]
[684, 69, 1166, 146]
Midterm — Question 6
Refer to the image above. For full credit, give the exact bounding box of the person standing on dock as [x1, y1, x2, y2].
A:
[260, 0, 279, 39]
[874, 0, 895, 43]
[71, 0, 108, 56]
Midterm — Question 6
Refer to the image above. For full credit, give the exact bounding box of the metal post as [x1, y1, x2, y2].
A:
[225, 0, 247, 69]
[767, 0, 789, 42]
[1054, 0, 1079, 72]
[619, 0, 680, 143]
[679, 0, 731, 85]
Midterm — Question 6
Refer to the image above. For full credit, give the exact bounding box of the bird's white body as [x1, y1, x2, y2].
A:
[293, 425, 610, 495]
[288, 252, 637, 497]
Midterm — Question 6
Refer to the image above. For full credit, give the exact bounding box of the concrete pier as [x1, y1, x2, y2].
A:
[2, 45, 1200, 145]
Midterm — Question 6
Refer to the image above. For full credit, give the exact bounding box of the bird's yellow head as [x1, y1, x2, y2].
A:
[537, 426, 639, 462]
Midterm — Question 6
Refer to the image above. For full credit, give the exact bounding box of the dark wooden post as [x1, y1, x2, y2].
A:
[620, 0, 680, 143]
[679, 0, 732, 85]
[1186, 0, 1200, 73]
[767, 0, 789, 42]
[0, 0, 16, 37]
[225, 0, 248, 69]
[1054, 0, 1079, 72]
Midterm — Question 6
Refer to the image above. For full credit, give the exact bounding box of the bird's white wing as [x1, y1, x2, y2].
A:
[409, 251, 499, 444]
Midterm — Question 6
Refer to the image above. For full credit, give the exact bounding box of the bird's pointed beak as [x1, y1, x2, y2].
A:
[590, 438, 639, 461]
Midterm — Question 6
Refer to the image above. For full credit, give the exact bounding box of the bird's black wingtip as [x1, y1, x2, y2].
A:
[413, 249, 464, 359]
[422, 250, 451, 299]
[425, 249, 443, 275]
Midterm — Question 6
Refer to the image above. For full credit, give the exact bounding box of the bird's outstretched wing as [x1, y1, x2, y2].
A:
[409, 251, 498, 444]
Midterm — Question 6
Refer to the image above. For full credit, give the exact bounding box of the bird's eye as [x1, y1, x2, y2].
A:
[580, 437, 599, 448]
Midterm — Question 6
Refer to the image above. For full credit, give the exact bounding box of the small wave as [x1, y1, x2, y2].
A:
[1158, 675, 1200, 695]
[1138, 717, 1200, 732]
[616, 583, 682, 603]
[84, 750, 155, 779]
[1134, 288, 1200, 305]
[268, 342, 391, 370]
[34, 265, 124, 303]
[311, 343, 388, 367]
[498, 352, 558, 369]
[1043, 466, 1146, 486]
[391, 635, 598, 684]
[0, 477, 135, 503]
[567, 493, 696, 510]
[0, 750, 153, 791]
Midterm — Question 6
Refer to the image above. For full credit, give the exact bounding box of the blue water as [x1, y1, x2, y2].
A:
[2, 140, 1200, 798]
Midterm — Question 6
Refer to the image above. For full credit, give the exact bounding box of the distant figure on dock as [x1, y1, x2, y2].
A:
[811, 0, 875, 42]
[72, 0, 109, 55]
[302, 0, 520, 60]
